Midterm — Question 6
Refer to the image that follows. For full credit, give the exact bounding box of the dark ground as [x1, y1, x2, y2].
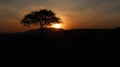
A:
[0, 28, 119, 65]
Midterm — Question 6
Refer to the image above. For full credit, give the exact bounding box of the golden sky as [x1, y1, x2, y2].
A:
[0, 0, 120, 33]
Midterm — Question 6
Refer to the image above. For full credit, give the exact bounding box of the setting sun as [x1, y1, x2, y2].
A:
[52, 24, 62, 28]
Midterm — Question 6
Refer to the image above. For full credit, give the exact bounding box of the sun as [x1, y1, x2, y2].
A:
[52, 23, 62, 28]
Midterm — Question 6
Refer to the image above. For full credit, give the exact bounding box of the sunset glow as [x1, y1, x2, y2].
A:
[0, 0, 120, 33]
[52, 24, 62, 29]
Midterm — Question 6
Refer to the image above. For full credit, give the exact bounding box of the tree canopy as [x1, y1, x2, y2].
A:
[21, 9, 62, 29]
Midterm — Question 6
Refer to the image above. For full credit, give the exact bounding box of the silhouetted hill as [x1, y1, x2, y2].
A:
[24, 28, 65, 35]
[0, 32, 5, 35]
[0, 28, 119, 64]
[0, 28, 120, 47]
[0, 28, 119, 36]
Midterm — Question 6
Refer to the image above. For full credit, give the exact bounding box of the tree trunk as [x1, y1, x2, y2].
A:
[40, 25, 45, 39]
[41, 28, 44, 37]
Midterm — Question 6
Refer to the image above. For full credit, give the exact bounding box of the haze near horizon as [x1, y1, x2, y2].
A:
[0, 0, 120, 33]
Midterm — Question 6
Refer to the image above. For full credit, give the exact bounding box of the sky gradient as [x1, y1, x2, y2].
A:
[0, 0, 120, 33]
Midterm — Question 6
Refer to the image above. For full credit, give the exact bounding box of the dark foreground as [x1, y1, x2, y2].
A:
[0, 28, 119, 65]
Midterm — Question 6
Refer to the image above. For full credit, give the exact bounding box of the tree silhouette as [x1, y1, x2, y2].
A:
[21, 9, 61, 36]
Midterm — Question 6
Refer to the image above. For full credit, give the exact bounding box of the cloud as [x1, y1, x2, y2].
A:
[0, 0, 120, 32]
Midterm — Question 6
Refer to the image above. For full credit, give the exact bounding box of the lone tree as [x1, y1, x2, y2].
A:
[21, 9, 61, 36]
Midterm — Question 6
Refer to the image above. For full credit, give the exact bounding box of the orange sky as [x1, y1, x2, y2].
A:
[0, 0, 120, 33]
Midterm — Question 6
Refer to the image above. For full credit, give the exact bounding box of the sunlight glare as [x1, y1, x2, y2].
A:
[52, 24, 61, 28]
